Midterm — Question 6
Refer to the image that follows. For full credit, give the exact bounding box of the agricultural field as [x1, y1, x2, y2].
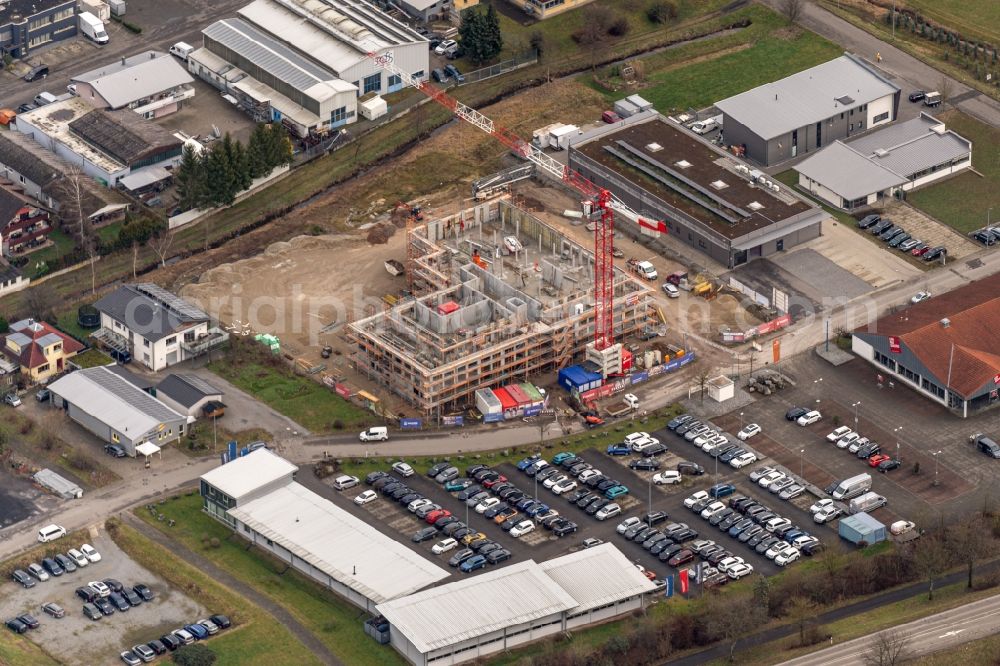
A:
[900, 0, 1000, 45]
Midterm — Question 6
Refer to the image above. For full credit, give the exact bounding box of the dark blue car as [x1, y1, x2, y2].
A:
[459, 555, 487, 573]
[516, 455, 540, 471]
[709, 483, 737, 498]
[185, 623, 210, 640]
[606, 444, 631, 456]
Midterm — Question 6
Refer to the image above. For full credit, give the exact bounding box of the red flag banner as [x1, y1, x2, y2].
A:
[888, 336, 901, 354]
[679, 568, 689, 595]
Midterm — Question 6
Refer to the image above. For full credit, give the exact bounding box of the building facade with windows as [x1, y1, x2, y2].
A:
[715, 54, 901, 166]
[0, 318, 82, 384]
[47, 366, 187, 456]
[0, 0, 77, 59]
[504, 0, 595, 19]
[0, 186, 51, 257]
[71, 51, 196, 119]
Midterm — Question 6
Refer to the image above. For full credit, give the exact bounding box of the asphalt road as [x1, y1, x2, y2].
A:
[778, 590, 1000, 665]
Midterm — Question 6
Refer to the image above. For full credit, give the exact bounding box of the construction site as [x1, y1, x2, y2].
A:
[346, 197, 662, 418]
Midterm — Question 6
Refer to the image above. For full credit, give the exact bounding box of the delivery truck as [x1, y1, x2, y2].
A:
[79, 12, 109, 44]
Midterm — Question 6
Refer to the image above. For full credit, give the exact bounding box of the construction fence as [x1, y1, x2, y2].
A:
[457, 49, 539, 86]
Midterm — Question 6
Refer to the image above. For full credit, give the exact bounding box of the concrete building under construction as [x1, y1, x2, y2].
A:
[347, 198, 657, 417]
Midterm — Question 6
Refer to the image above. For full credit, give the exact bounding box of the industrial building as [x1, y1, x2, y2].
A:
[347, 198, 658, 417]
[0, 0, 77, 58]
[376, 543, 656, 666]
[795, 113, 972, 210]
[47, 366, 188, 456]
[155, 373, 224, 418]
[200, 451, 450, 611]
[568, 113, 827, 268]
[852, 272, 1000, 418]
[715, 54, 900, 166]
[71, 50, 196, 119]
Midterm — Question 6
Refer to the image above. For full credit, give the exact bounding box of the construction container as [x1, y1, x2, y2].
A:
[108, 0, 125, 15]
[621, 349, 633, 372]
[558, 365, 602, 393]
[437, 301, 459, 315]
[504, 383, 531, 407]
[626, 94, 653, 113]
[519, 383, 544, 405]
[476, 388, 502, 417]
[839, 513, 887, 546]
[79, 0, 111, 20]
[549, 124, 579, 150]
[359, 94, 387, 120]
[614, 98, 640, 118]
[533, 123, 561, 147]
[493, 388, 520, 417]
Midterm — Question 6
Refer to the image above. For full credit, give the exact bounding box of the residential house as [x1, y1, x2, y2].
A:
[0, 186, 52, 257]
[93, 283, 227, 371]
[71, 51, 196, 119]
[0, 318, 83, 384]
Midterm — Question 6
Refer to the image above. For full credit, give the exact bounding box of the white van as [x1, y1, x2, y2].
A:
[849, 492, 887, 514]
[169, 42, 195, 61]
[359, 426, 388, 442]
[33, 92, 58, 106]
[831, 473, 872, 501]
[37, 524, 66, 542]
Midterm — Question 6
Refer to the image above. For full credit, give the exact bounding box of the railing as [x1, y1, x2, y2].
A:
[458, 49, 539, 86]
[181, 328, 230, 355]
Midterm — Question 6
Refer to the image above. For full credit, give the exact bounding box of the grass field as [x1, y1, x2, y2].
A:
[913, 629, 1000, 664]
[908, 111, 999, 233]
[108, 519, 323, 666]
[207, 359, 372, 432]
[25, 228, 75, 278]
[901, 0, 1000, 45]
[55, 307, 94, 344]
[136, 494, 406, 666]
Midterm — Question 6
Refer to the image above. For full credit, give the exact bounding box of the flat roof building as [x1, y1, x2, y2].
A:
[48, 366, 187, 455]
[377, 543, 656, 666]
[795, 112, 972, 210]
[852, 272, 1000, 417]
[715, 54, 901, 166]
[569, 113, 827, 268]
[0, 0, 77, 58]
[71, 50, 196, 119]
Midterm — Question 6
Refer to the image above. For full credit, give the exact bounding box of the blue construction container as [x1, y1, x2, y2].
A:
[558, 365, 602, 393]
[839, 512, 886, 546]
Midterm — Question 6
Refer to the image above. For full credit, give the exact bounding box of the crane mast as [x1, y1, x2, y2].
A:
[369, 52, 666, 353]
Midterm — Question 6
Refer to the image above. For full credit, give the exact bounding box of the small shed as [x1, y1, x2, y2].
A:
[558, 365, 602, 393]
[475, 388, 501, 417]
[33, 468, 83, 499]
[625, 94, 653, 112]
[614, 98, 641, 118]
[839, 512, 887, 546]
[359, 95, 387, 121]
[707, 375, 734, 403]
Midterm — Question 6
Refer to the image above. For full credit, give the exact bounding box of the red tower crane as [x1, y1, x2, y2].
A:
[369, 53, 666, 351]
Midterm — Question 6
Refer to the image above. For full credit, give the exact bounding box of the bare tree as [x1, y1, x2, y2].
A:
[939, 76, 953, 108]
[707, 596, 763, 662]
[131, 241, 139, 279]
[58, 167, 99, 293]
[24, 283, 59, 321]
[696, 370, 711, 402]
[785, 596, 819, 646]
[149, 226, 176, 268]
[862, 628, 912, 666]
[948, 515, 993, 589]
[911, 537, 951, 600]
[780, 0, 805, 24]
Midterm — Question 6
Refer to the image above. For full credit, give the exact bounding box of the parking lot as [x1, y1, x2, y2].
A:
[1, 534, 205, 665]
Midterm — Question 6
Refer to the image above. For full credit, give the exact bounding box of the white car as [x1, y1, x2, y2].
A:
[684, 491, 709, 508]
[729, 452, 757, 469]
[765, 517, 792, 533]
[510, 520, 535, 538]
[691, 539, 716, 554]
[408, 498, 433, 513]
[67, 548, 89, 567]
[737, 423, 761, 440]
[662, 282, 679, 298]
[88, 580, 111, 598]
[475, 497, 500, 514]
[727, 563, 754, 579]
[80, 544, 101, 563]
[700, 434, 727, 452]
[849, 437, 869, 454]
[890, 520, 916, 535]
[333, 475, 360, 490]
[717, 556, 745, 574]
[432, 538, 458, 554]
[631, 435, 660, 451]
[749, 466, 776, 482]
[797, 410, 822, 426]
[434, 39, 457, 55]
[617, 517, 642, 534]
[578, 469, 602, 484]
[911, 290, 931, 304]
[552, 479, 577, 495]
[836, 433, 860, 450]
[700, 501, 726, 519]
[792, 535, 819, 550]
[624, 432, 652, 446]
[354, 490, 378, 505]
[358, 426, 388, 442]
[809, 498, 835, 514]
[543, 474, 567, 490]
[826, 426, 853, 442]
[775, 547, 801, 567]
[765, 541, 790, 559]
[694, 431, 720, 448]
[813, 506, 842, 524]
[391, 462, 414, 477]
[653, 470, 682, 485]
[757, 471, 785, 489]
[596, 503, 622, 521]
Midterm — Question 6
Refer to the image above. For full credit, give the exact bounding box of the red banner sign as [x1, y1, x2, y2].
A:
[889, 336, 901, 354]
[679, 569, 689, 595]
[335, 383, 352, 398]
[772, 338, 781, 364]
[994, 374, 1000, 385]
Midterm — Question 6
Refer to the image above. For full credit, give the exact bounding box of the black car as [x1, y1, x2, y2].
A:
[719, 447, 745, 463]
[675, 420, 700, 435]
[427, 463, 450, 478]
[210, 614, 231, 629]
[856, 214, 881, 229]
[160, 634, 182, 651]
[597, 479, 619, 492]
[869, 218, 893, 235]
[456, 485, 483, 501]
[650, 539, 676, 556]
[6, 618, 28, 634]
[584, 474, 607, 488]
[431, 68, 449, 83]
[641, 443, 669, 458]
[710, 443, 738, 459]
[448, 548, 475, 567]
[473, 468, 497, 482]
[442, 521, 468, 537]
[483, 502, 510, 519]
[878, 458, 901, 472]
[709, 508, 734, 526]
[644, 510, 670, 525]
[908, 90, 926, 102]
[41, 558, 63, 577]
[452, 527, 474, 541]
[756, 536, 780, 554]
[888, 232, 911, 248]
[76, 586, 98, 602]
[632, 526, 656, 542]
[124, 589, 143, 606]
[673, 527, 698, 542]
[785, 406, 809, 421]
[568, 462, 591, 476]
[390, 486, 414, 500]
[372, 475, 400, 491]
[541, 513, 564, 529]
[677, 461, 704, 476]
[399, 493, 422, 506]
[586, 498, 610, 515]
[443, 64, 465, 83]
[466, 464, 488, 477]
[558, 455, 579, 469]
[147, 640, 168, 655]
[719, 513, 742, 531]
[567, 488, 591, 502]
[365, 471, 389, 485]
[553, 520, 578, 537]
[643, 533, 669, 550]
[667, 414, 692, 430]
[94, 597, 115, 615]
[575, 492, 597, 508]
[657, 543, 684, 562]
[104, 443, 127, 458]
[109, 592, 130, 611]
[54, 554, 76, 573]
[879, 226, 903, 241]
[534, 467, 559, 482]
[11, 569, 35, 588]
[505, 490, 525, 503]
[629, 458, 660, 471]
[500, 517, 520, 532]
[17, 613, 39, 629]
[858, 442, 881, 459]
[23, 64, 49, 82]
[924, 246, 947, 261]
[436, 516, 459, 529]
[486, 548, 511, 563]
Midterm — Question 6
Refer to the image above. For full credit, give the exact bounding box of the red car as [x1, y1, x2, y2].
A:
[869, 454, 891, 468]
[643, 569, 656, 581]
[425, 509, 452, 524]
[601, 110, 621, 124]
[912, 245, 930, 256]
[668, 549, 695, 567]
[482, 475, 507, 489]
[583, 415, 605, 428]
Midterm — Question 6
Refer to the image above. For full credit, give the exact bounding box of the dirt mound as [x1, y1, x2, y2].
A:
[366, 223, 397, 245]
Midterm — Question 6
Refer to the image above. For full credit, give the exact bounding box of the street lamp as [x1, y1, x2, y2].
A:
[893, 426, 903, 464]
[852, 401, 861, 435]
[648, 475, 653, 519]
[932, 450, 943, 486]
[740, 411, 744, 430]
[800, 448, 804, 479]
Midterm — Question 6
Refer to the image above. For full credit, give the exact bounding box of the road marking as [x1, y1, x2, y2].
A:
[938, 629, 965, 638]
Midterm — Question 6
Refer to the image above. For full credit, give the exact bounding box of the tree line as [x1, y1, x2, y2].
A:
[175, 124, 293, 212]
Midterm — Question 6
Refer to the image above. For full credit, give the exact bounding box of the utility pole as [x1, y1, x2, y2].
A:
[852, 401, 861, 436]
[894, 426, 903, 464]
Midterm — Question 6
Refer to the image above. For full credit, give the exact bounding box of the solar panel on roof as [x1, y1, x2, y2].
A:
[136, 284, 207, 321]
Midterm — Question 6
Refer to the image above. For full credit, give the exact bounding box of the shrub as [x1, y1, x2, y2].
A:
[122, 20, 142, 34]
[609, 18, 630, 37]
[173, 644, 216, 666]
[647, 0, 677, 24]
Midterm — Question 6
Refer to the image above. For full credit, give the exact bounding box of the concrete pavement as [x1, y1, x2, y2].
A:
[779, 590, 1000, 665]
[755, 0, 1000, 128]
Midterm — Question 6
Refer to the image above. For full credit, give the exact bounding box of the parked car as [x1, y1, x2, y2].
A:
[459, 554, 487, 572]
[104, 444, 127, 458]
[785, 406, 809, 421]
[910, 290, 931, 304]
[797, 410, 822, 426]
[908, 90, 926, 102]
[443, 64, 465, 82]
[11, 570, 35, 588]
[80, 544, 101, 563]
[737, 423, 761, 440]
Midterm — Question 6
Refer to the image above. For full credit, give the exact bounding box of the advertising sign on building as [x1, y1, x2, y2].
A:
[400, 418, 422, 429]
[889, 336, 901, 354]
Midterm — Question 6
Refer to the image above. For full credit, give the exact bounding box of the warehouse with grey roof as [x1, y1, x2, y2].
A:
[715, 53, 900, 166]
[794, 112, 972, 210]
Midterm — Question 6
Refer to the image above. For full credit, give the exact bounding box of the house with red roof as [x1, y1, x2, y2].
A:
[852, 273, 1000, 417]
[1, 318, 83, 384]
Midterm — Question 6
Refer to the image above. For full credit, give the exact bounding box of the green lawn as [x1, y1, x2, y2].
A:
[108, 519, 323, 666]
[68, 347, 114, 368]
[631, 9, 843, 111]
[25, 228, 76, 278]
[56, 305, 95, 344]
[136, 494, 405, 666]
[96, 220, 124, 246]
[908, 111, 999, 233]
[207, 359, 372, 432]
[899, 0, 1000, 45]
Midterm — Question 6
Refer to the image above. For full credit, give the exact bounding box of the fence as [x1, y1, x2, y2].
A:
[459, 49, 539, 86]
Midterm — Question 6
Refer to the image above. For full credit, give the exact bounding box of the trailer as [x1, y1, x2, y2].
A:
[384, 259, 405, 276]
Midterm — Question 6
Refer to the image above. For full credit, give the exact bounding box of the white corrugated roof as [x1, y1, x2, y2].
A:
[795, 141, 906, 200]
[200, 449, 298, 500]
[539, 543, 657, 612]
[715, 54, 899, 140]
[376, 560, 578, 654]
[228, 481, 449, 604]
[71, 51, 194, 109]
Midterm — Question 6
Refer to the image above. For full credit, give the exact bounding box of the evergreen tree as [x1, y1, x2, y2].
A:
[205, 142, 238, 207]
[231, 140, 252, 191]
[269, 124, 293, 167]
[459, 5, 502, 65]
[246, 124, 270, 179]
[175, 144, 206, 211]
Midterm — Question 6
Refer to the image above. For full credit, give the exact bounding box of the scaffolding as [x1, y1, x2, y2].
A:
[346, 197, 656, 417]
